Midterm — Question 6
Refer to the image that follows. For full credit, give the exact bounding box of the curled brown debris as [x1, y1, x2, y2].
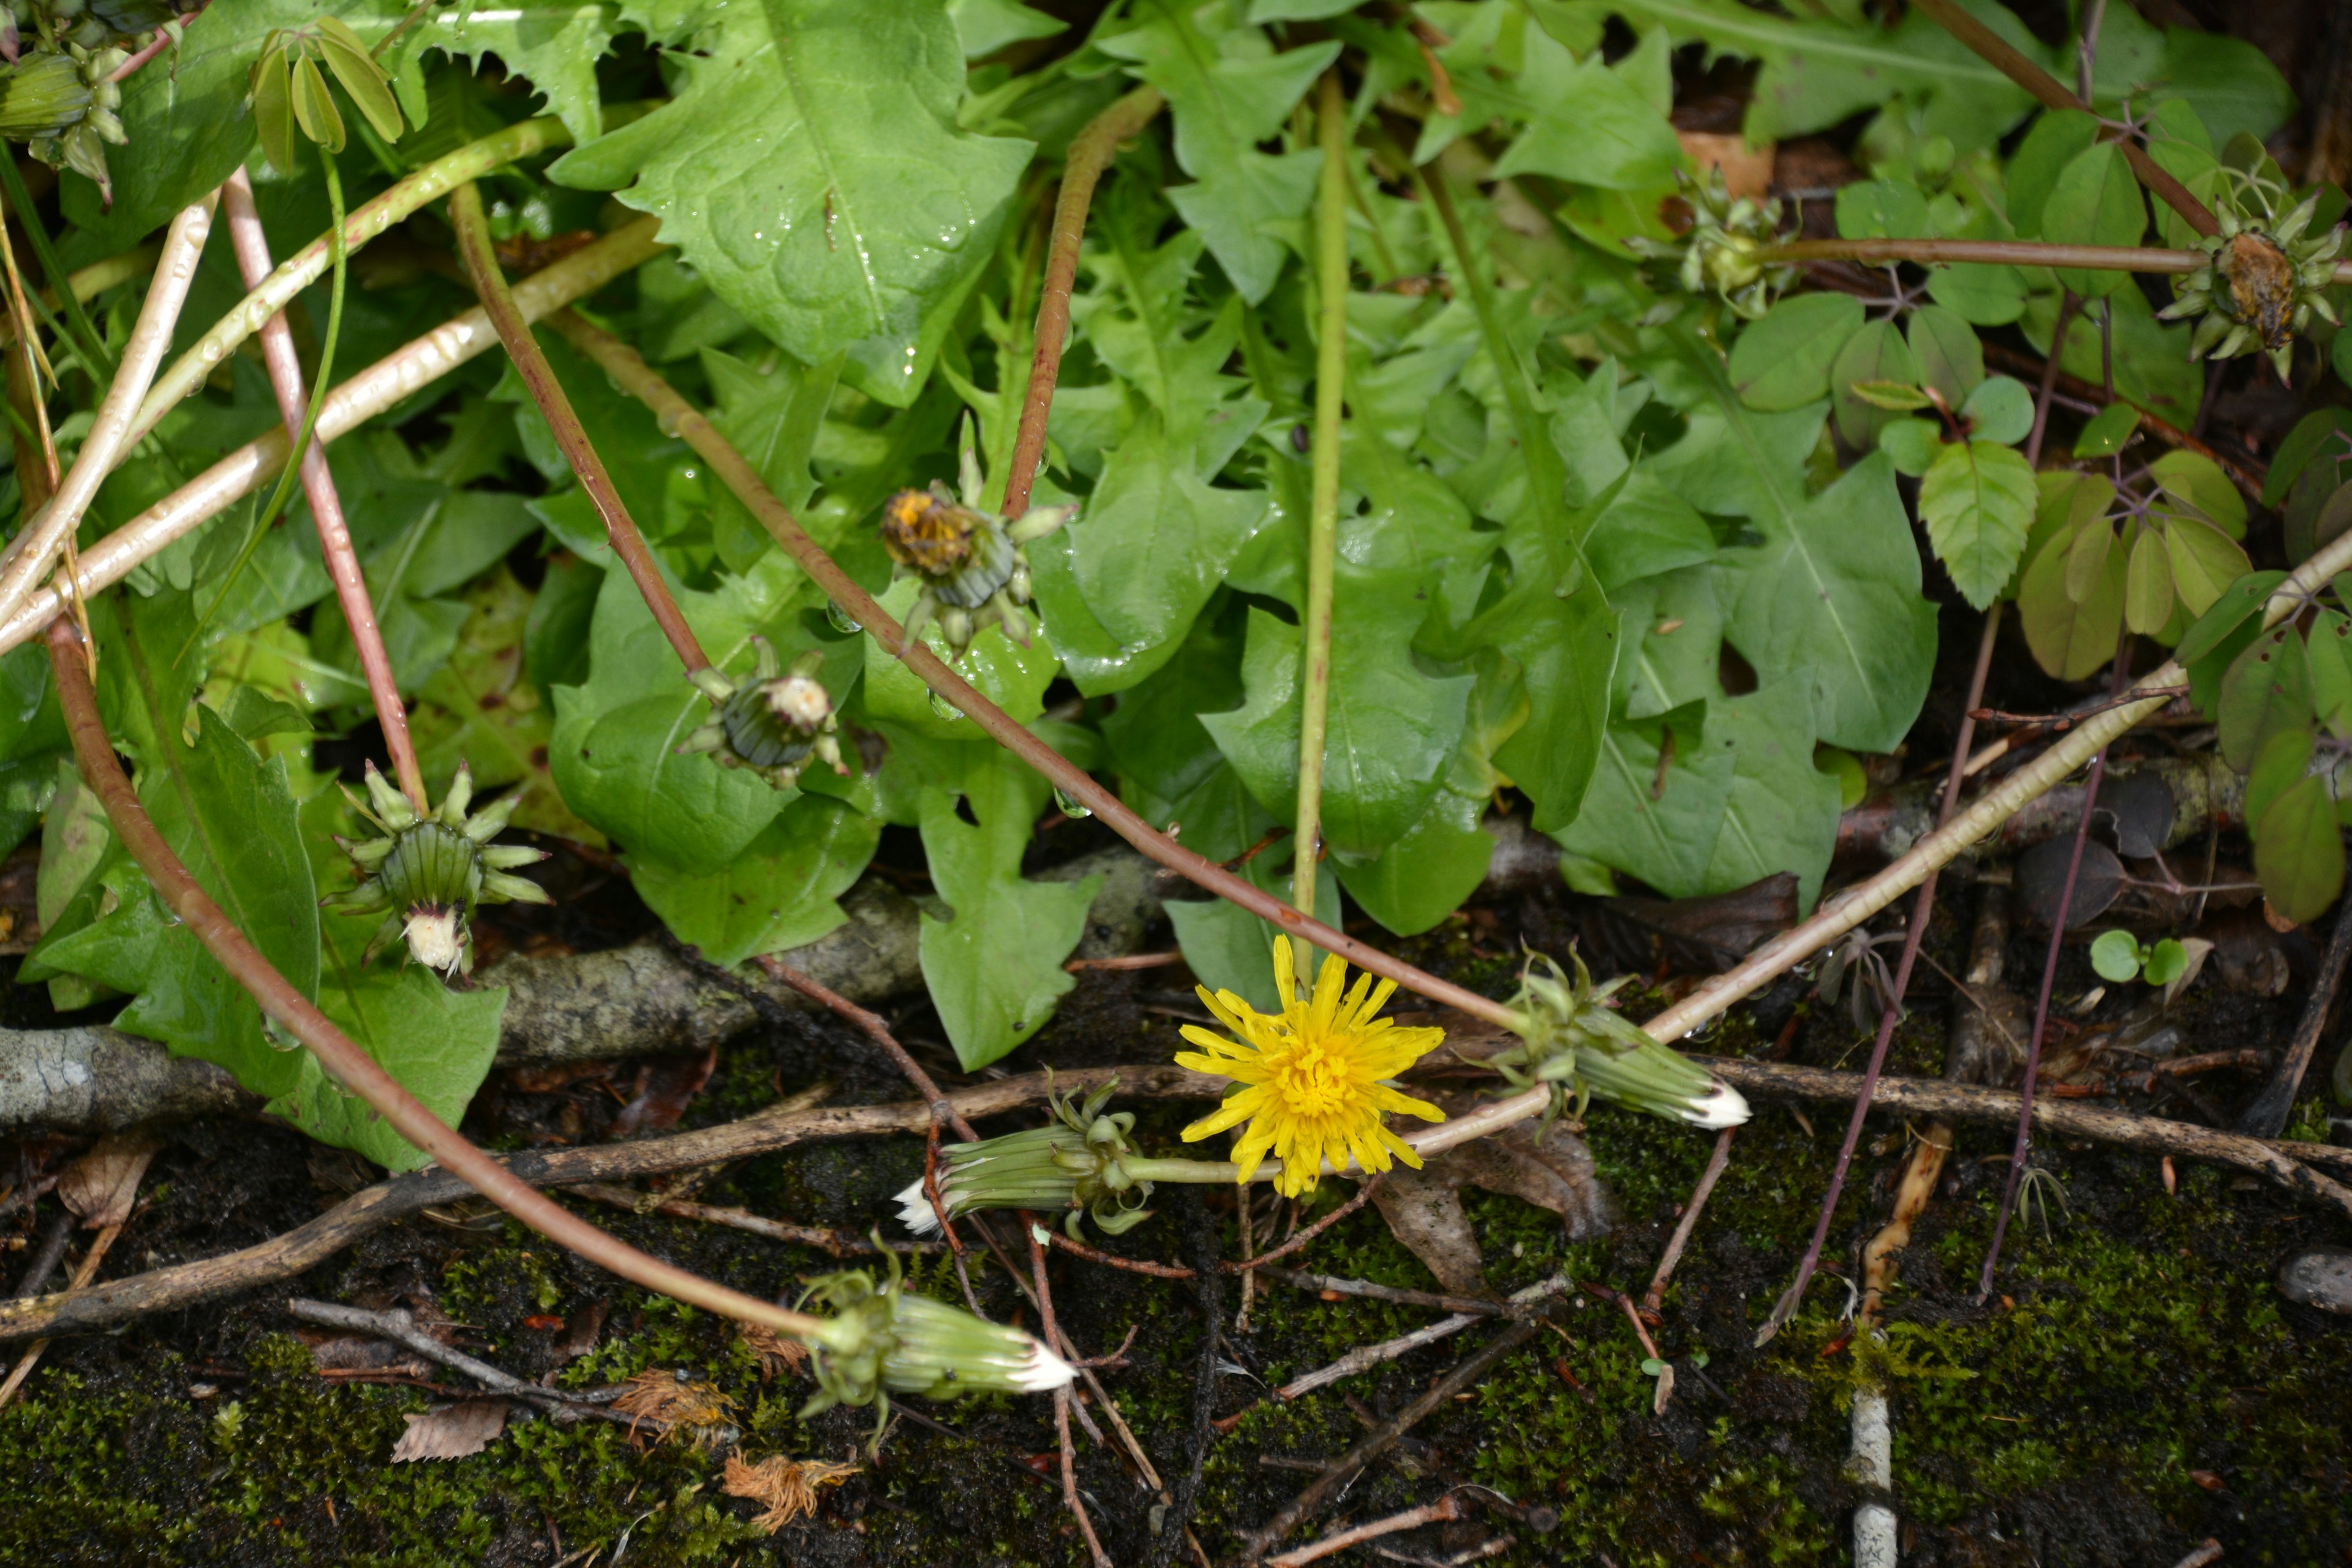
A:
[612, 1368, 738, 1446]
[723, 1451, 858, 1532]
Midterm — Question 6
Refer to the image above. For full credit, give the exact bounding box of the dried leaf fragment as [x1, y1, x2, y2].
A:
[740, 1321, 809, 1381]
[723, 1451, 858, 1532]
[612, 1368, 738, 1446]
[1368, 1091, 1613, 1296]
[391, 1398, 508, 1462]
[57, 1133, 160, 1229]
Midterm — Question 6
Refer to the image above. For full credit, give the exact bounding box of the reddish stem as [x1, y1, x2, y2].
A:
[44, 617, 832, 1344]
[552, 311, 1521, 1031]
[221, 168, 426, 813]
[449, 183, 708, 674]
[1001, 85, 1164, 518]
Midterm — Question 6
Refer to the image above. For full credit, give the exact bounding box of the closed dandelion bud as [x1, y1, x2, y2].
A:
[322, 760, 551, 976]
[799, 1253, 1073, 1441]
[1491, 951, 1749, 1132]
[677, 637, 848, 790]
[0, 52, 92, 140]
[894, 1077, 1155, 1240]
[2163, 135, 2348, 384]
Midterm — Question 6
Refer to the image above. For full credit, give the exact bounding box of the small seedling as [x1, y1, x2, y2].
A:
[2089, 930, 2190, 987]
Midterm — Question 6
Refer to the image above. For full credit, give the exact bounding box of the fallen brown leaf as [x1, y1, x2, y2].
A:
[1370, 1090, 1613, 1297]
[391, 1398, 508, 1462]
[57, 1133, 160, 1229]
[723, 1451, 858, 1532]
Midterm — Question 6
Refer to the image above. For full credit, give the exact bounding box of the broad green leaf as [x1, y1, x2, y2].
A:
[39, 707, 319, 1100]
[2155, 29, 2294, 147]
[634, 794, 879, 968]
[2065, 519, 2116, 605]
[2162, 517, 2253, 621]
[2074, 401, 2143, 459]
[2013, 522, 2126, 682]
[1830, 320, 1921, 448]
[1585, 477, 1716, 592]
[1165, 839, 1341, 1015]
[1613, 569, 1722, 720]
[2125, 527, 2175, 636]
[2040, 142, 2146, 298]
[1919, 439, 2035, 610]
[1879, 418, 1943, 478]
[2004, 108, 2100, 238]
[2175, 570, 2286, 668]
[1202, 601, 1475, 859]
[1028, 416, 1272, 695]
[1332, 790, 1494, 938]
[1096, 9, 1337, 304]
[1835, 179, 1928, 240]
[950, 0, 1066, 57]
[1554, 699, 1730, 898]
[1098, 598, 1278, 864]
[2264, 410, 2352, 509]
[2310, 609, 2352, 739]
[917, 746, 1099, 1068]
[550, 554, 829, 873]
[1925, 260, 2026, 326]
[1700, 677, 1842, 910]
[1959, 375, 2032, 446]
[271, 970, 507, 1172]
[552, 0, 1033, 405]
[1728, 293, 1863, 412]
[2150, 450, 2248, 538]
[1483, 28, 1688, 192]
[2022, 284, 2201, 430]
[29, 759, 108, 1009]
[1906, 305, 1983, 406]
[2253, 774, 2344, 925]
[1593, 0, 2041, 149]
[2218, 625, 2313, 771]
[2246, 725, 2316, 835]
[861, 576, 1061, 738]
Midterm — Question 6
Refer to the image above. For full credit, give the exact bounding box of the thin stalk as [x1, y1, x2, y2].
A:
[0, 220, 665, 657]
[1003, 85, 1164, 518]
[1765, 237, 2342, 278]
[1294, 70, 1349, 927]
[221, 165, 424, 812]
[43, 619, 847, 1351]
[545, 310, 1526, 1038]
[125, 116, 576, 459]
[0, 245, 158, 350]
[192, 158, 353, 658]
[0, 154, 112, 378]
[450, 183, 707, 674]
[0, 194, 214, 630]
[1909, 0, 2217, 237]
[1757, 605, 2004, 1344]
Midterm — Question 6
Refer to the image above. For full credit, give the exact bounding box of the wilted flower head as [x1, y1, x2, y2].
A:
[1491, 950, 1748, 1131]
[1175, 937, 1446, 1198]
[323, 760, 550, 976]
[2161, 134, 2346, 384]
[1626, 165, 1795, 320]
[680, 636, 848, 790]
[879, 418, 1072, 660]
[894, 1076, 1154, 1240]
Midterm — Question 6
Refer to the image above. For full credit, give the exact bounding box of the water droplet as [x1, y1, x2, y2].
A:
[1053, 785, 1093, 820]
[929, 690, 963, 722]
[826, 600, 862, 634]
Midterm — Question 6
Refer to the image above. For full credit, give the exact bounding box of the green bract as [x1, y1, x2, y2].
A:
[680, 636, 846, 790]
[1491, 951, 1749, 1131]
[246, 15, 402, 173]
[798, 1250, 1074, 1443]
[323, 761, 551, 977]
[894, 1077, 1155, 1240]
[1627, 167, 1796, 320]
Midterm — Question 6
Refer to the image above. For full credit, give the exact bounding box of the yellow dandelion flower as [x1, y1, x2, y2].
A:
[1174, 937, 1446, 1197]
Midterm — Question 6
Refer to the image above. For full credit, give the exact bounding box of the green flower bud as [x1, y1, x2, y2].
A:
[799, 1251, 1074, 1443]
[1491, 951, 1749, 1131]
[323, 760, 552, 976]
[1626, 165, 1796, 322]
[894, 1077, 1155, 1240]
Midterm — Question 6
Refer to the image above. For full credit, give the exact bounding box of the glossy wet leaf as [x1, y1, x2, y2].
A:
[552, 0, 1033, 405]
[917, 746, 1098, 1069]
[272, 968, 507, 1172]
[399, 3, 609, 146]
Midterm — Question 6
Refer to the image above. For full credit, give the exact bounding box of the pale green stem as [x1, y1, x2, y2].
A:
[1294, 70, 1349, 936]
